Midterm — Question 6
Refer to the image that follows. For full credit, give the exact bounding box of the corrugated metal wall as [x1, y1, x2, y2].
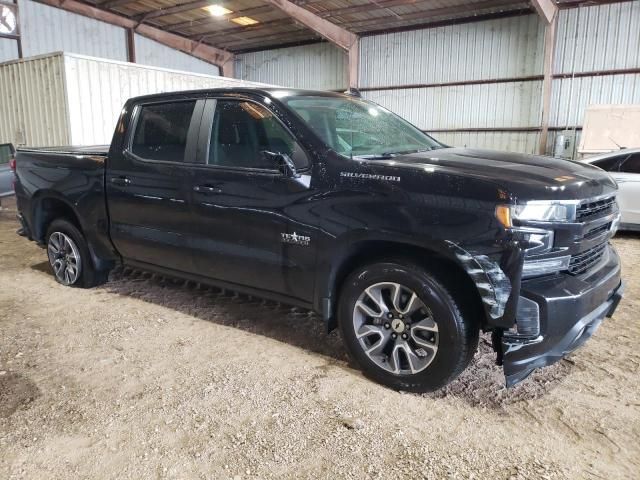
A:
[359, 14, 545, 154]
[435, 131, 541, 154]
[360, 15, 544, 87]
[364, 81, 542, 130]
[548, 1, 640, 155]
[236, 42, 347, 90]
[134, 34, 221, 76]
[18, 0, 128, 61]
[0, 53, 69, 146]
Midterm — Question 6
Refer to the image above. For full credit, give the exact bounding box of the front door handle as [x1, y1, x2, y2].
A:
[193, 185, 222, 194]
[110, 176, 131, 186]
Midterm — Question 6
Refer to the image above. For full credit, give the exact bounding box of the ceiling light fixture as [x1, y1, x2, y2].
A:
[231, 16, 259, 26]
[203, 5, 232, 16]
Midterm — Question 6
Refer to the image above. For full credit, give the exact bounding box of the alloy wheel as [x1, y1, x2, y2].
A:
[47, 232, 82, 286]
[352, 282, 439, 375]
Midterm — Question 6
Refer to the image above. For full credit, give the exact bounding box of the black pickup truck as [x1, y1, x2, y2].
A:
[14, 88, 623, 391]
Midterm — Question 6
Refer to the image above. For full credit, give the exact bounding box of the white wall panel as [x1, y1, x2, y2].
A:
[551, 2, 640, 133]
[363, 81, 542, 130]
[0, 38, 19, 63]
[360, 14, 544, 88]
[555, 1, 640, 75]
[0, 52, 270, 147]
[550, 73, 640, 128]
[134, 34, 221, 76]
[18, 0, 128, 61]
[63, 54, 267, 145]
[236, 42, 347, 90]
[0, 53, 69, 146]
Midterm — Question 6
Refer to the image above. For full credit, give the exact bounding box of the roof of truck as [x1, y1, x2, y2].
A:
[127, 87, 354, 103]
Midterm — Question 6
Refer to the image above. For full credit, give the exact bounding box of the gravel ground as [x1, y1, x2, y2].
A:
[0, 197, 639, 479]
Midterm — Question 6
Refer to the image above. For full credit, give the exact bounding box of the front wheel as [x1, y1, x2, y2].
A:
[338, 261, 477, 392]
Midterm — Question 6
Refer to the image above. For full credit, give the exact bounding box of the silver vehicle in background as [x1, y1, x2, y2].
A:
[582, 148, 640, 231]
[0, 144, 15, 200]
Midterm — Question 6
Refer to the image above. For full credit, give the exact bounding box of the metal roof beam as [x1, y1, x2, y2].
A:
[530, 0, 558, 23]
[99, 0, 139, 10]
[34, 0, 235, 74]
[262, 0, 356, 51]
[261, 0, 359, 87]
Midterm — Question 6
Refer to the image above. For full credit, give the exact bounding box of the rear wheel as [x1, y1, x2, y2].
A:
[338, 261, 477, 392]
[46, 219, 108, 288]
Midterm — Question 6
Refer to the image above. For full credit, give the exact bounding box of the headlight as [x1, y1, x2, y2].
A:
[496, 201, 577, 227]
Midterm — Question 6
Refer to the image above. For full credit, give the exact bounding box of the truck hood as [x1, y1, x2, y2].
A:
[385, 147, 617, 201]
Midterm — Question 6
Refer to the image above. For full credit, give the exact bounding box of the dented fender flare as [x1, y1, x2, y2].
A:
[445, 240, 524, 330]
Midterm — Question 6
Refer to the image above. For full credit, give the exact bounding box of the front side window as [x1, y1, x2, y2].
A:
[283, 95, 442, 158]
[208, 100, 308, 169]
[131, 101, 196, 162]
[620, 153, 640, 174]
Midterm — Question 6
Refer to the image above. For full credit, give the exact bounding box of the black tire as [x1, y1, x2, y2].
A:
[338, 261, 478, 392]
[45, 219, 108, 288]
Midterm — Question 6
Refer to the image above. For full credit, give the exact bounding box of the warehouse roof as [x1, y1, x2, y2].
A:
[72, 0, 599, 53]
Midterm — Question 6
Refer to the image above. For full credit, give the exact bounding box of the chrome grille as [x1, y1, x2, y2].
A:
[576, 196, 615, 222]
[568, 243, 607, 275]
[584, 222, 612, 240]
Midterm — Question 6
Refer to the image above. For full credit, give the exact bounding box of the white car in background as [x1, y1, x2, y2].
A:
[582, 148, 640, 231]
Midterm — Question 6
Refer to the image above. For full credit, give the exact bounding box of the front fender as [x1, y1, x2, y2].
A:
[315, 230, 523, 331]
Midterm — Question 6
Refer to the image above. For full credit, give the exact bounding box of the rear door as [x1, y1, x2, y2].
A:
[106, 97, 204, 272]
[187, 97, 317, 301]
[616, 153, 640, 226]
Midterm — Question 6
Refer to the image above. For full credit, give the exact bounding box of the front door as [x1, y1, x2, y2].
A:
[188, 98, 317, 301]
[107, 98, 204, 272]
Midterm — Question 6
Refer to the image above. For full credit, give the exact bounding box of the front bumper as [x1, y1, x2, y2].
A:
[502, 244, 623, 387]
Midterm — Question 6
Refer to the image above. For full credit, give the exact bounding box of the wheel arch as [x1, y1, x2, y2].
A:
[320, 239, 486, 333]
[30, 191, 85, 243]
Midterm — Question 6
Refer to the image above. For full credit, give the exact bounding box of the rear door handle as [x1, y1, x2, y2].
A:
[110, 176, 131, 186]
[193, 185, 222, 194]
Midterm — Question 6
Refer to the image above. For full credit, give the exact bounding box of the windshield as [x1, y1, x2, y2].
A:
[282, 95, 442, 158]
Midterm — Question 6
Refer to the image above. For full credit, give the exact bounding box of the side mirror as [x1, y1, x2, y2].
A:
[262, 150, 299, 178]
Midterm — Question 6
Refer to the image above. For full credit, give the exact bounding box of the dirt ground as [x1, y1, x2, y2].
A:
[0, 197, 638, 479]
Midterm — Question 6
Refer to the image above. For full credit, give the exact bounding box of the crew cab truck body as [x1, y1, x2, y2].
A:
[14, 88, 623, 391]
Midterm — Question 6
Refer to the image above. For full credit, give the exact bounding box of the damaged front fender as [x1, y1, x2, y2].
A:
[446, 240, 524, 329]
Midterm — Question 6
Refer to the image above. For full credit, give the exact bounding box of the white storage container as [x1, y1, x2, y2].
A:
[0, 52, 271, 147]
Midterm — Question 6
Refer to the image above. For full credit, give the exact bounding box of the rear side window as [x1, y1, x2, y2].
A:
[620, 153, 640, 174]
[591, 154, 627, 172]
[131, 101, 196, 162]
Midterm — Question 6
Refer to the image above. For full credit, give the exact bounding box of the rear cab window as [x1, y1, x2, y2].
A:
[131, 101, 197, 162]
